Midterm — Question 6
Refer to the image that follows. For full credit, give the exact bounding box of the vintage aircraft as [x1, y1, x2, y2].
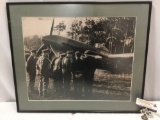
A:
[36, 19, 134, 74]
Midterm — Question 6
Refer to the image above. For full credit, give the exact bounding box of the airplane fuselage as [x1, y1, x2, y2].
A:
[41, 35, 133, 74]
[42, 35, 99, 55]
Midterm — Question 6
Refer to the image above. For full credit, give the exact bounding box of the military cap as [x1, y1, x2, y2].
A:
[60, 52, 66, 56]
[84, 50, 90, 54]
[30, 49, 36, 53]
[58, 52, 63, 54]
[66, 51, 73, 54]
[75, 51, 81, 56]
[42, 49, 50, 53]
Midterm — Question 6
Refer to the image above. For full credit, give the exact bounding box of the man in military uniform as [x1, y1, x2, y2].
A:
[26, 50, 37, 93]
[51, 52, 65, 94]
[83, 50, 98, 97]
[62, 51, 74, 95]
[37, 49, 50, 97]
[72, 51, 84, 98]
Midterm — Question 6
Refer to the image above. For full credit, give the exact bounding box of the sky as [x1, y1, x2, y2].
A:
[21, 17, 106, 38]
[22, 17, 136, 39]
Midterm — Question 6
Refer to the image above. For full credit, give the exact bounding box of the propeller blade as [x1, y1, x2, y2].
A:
[50, 19, 54, 35]
[36, 44, 47, 57]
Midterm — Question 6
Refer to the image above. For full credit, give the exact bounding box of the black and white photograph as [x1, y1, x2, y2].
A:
[23, 17, 135, 101]
[7, 2, 152, 112]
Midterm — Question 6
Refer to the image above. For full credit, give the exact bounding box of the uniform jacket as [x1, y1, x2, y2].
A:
[37, 55, 50, 77]
[26, 55, 37, 75]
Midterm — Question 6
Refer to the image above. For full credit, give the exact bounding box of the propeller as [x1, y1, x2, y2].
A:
[36, 44, 47, 57]
[50, 19, 54, 35]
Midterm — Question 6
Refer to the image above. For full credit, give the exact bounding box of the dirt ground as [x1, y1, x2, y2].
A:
[27, 69, 131, 100]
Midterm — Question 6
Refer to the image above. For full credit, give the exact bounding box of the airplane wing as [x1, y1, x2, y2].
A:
[107, 53, 133, 58]
[101, 54, 133, 74]
[83, 50, 133, 74]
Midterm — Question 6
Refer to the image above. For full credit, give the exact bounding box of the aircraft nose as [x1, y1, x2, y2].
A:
[42, 35, 52, 42]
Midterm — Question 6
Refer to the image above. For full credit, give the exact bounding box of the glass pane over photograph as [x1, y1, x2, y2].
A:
[22, 17, 136, 101]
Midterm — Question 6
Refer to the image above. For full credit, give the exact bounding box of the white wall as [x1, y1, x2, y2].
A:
[0, 0, 159, 102]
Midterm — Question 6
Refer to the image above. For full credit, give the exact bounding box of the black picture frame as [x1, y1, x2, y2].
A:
[7, 1, 152, 112]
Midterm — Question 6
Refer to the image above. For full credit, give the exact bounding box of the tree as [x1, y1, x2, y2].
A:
[67, 17, 136, 53]
[24, 35, 43, 52]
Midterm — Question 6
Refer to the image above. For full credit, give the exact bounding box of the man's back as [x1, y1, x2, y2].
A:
[62, 56, 73, 74]
[37, 56, 50, 77]
[26, 55, 37, 74]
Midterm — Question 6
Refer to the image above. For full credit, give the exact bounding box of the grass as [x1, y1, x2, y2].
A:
[27, 69, 131, 100]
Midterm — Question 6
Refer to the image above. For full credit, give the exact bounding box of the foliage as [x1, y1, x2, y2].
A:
[68, 17, 136, 53]
[24, 35, 43, 52]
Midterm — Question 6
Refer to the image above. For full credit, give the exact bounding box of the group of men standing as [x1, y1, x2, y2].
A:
[26, 49, 98, 99]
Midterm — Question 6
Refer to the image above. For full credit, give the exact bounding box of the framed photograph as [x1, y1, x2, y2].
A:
[7, 2, 152, 112]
